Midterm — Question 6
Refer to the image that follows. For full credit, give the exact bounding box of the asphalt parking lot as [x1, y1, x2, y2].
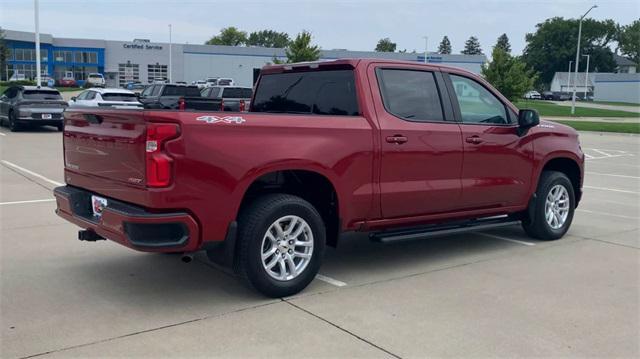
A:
[1, 127, 638, 358]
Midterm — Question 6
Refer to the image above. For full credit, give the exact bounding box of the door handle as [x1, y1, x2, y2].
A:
[465, 136, 484, 144]
[386, 135, 408, 144]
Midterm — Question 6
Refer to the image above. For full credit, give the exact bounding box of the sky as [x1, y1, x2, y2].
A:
[1, 0, 638, 55]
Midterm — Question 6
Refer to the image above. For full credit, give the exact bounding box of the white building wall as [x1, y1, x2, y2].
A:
[183, 53, 277, 87]
[594, 81, 640, 103]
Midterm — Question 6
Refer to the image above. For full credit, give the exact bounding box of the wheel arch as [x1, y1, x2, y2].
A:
[234, 166, 342, 247]
[535, 154, 583, 206]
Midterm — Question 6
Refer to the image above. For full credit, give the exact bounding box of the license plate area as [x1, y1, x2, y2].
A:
[91, 195, 108, 218]
[41, 113, 52, 119]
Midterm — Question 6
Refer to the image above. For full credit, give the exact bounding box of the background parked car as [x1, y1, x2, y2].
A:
[86, 73, 106, 87]
[138, 84, 202, 109]
[523, 90, 541, 100]
[9, 73, 26, 82]
[193, 80, 207, 89]
[204, 77, 219, 87]
[0, 86, 67, 131]
[216, 78, 234, 86]
[201, 86, 252, 111]
[58, 76, 77, 87]
[68, 88, 143, 109]
[125, 81, 146, 91]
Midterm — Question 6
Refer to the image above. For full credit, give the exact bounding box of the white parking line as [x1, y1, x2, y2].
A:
[0, 132, 6, 137]
[586, 172, 640, 179]
[0, 160, 63, 187]
[475, 232, 536, 246]
[584, 185, 639, 195]
[577, 209, 639, 220]
[0, 198, 55, 206]
[316, 274, 347, 287]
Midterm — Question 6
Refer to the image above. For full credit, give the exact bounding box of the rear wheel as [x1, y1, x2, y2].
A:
[522, 171, 575, 240]
[235, 194, 325, 298]
[56, 123, 64, 132]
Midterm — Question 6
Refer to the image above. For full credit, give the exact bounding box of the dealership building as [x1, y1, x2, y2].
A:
[3, 29, 487, 87]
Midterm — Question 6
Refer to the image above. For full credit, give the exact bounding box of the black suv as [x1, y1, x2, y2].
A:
[138, 84, 202, 109]
[0, 86, 67, 131]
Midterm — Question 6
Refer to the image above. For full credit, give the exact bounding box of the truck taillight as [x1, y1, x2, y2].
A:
[146, 123, 179, 188]
[239, 100, 246, 112]
[220, 98, 225, 111]
[178, 97, 186, 111]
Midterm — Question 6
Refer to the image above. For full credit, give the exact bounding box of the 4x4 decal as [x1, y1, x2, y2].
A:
[196, 115, 246, 124]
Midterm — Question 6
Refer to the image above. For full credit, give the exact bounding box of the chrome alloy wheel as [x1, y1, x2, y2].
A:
[545, 184, 570, 230]
[260, 215, 314, 281]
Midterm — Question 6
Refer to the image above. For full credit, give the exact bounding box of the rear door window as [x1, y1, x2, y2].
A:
[252, 69, 359, 116]
[376, 69, 444, 122]
[22, 90, 63, 100]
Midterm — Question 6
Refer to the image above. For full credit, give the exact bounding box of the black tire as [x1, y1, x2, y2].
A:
[56, 123, 64, 132]
[8, 111, 20, 132]
[235, 194, 325, 298]
[522, 171, 575, 240]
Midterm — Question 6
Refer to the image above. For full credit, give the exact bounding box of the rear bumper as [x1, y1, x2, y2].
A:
[54, 185, 200, 252]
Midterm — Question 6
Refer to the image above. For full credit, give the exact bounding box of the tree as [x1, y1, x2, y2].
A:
[284, 30, 320, 63]
[461, 36, 483, 55]
[205, 27, 247, 46]
[482, 47, 538, 101]
[618, 20, 640, 65]
[523, 17, 617, 85]
[438, 36, 452, 54]
[375, 38, 396, 52]
[0, 28, 8, 81]
[247, 30, 291, 48]
[495, 33, 511, 54]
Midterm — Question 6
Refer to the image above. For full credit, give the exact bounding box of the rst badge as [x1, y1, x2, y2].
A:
[196, 115, 246, 124]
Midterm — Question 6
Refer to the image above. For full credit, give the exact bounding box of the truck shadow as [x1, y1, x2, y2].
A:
[68, 225, 540, 305]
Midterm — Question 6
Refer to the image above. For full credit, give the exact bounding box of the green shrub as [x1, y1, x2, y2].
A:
[0, 80, 36, 86]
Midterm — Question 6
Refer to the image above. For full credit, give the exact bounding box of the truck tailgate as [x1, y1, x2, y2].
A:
[63, 109, 147, 187]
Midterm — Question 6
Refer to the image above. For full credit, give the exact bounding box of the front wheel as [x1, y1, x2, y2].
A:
[522, 171, 575, 240]
[235, 194, 325, 298]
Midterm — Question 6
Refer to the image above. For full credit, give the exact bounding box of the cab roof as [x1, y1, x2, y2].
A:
[260, 58, 460, 75]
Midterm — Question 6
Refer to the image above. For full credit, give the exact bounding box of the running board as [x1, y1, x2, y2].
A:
[371, 217, 520, 243]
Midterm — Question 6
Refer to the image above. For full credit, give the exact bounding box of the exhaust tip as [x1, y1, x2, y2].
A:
[181, 253, 194, 263]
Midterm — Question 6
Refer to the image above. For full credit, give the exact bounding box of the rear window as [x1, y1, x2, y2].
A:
[218, 79, 233, 86]
[162, 86, 202, 97]
[376, 69, 444, 122]
[222, 87, 252, 99]
[22, 90, 62, 100]
[101, 93, 138, 102]
[252, 70, 359, 116]
[88, 74, 103, 78]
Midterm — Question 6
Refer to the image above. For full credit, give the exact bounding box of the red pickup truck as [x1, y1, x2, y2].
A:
[55, 59, 584, 297]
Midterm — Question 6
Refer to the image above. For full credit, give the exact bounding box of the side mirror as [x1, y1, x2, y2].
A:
[517, 109, 539, 136]
[70, 96, 77, 101]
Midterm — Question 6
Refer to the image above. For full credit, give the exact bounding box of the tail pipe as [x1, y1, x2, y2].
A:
[181, 252, 194, 263]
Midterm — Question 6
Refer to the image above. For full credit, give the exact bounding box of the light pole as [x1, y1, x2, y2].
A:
[582, 54, 590, 100]
[34, 0, 41, 87]
[168, 24, 172, 83]
[423, 36, 428, 64]
[571, 4, 598, 114]
[567, 61, 573, 92]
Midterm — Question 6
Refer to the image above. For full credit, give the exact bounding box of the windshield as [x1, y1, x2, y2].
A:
[88, 74, 103, 78]
[101, 93, 138, 102]
[23, 90, 63, 100]
[252, 70, 359, 116]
